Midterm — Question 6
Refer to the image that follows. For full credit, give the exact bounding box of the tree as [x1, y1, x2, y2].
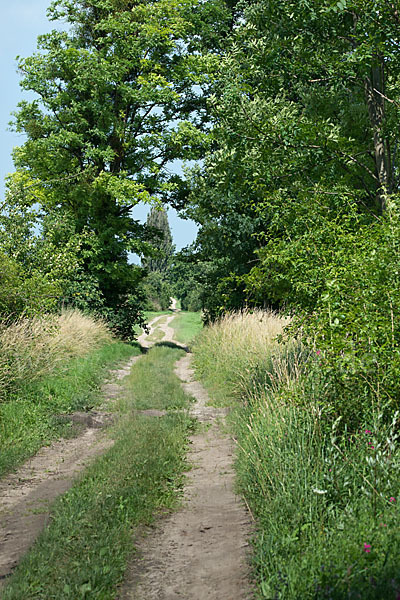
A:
[185, 0, 400, 317]
[143, 206, 174, 272]
[9, 0, 206, 332]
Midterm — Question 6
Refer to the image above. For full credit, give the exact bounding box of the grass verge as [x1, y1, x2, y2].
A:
[0, 342, 140, 477]
[194, 311, 400, 599]
[171, 311, 203, 345]
[2, 344, 194, 599]
[0, 310, 112, 400]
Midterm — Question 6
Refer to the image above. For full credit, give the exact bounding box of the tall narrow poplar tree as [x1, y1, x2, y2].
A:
[143, 207, 174, 273]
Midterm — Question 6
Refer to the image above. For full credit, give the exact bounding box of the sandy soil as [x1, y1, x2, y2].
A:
[0, 354, 141, 587]
[119, 350, 253, 599]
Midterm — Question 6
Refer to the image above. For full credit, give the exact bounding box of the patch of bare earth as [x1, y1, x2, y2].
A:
[119, 351, 253, 599]
[0, 354, 141, 587]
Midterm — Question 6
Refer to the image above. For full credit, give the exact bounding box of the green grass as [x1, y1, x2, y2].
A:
[0, 342, 140, 477]
[194, 313, 400, 600]
[171, 311, 203, 345]
[2, 344, 194, 600]
[117, 344, 192, 411]
[133, 309, 172, 336]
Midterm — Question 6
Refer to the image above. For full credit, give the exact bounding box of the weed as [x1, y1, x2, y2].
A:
[194, 310, 400, 599]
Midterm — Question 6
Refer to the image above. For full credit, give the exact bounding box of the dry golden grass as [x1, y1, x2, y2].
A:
[194, 309, 303, 403]
[0, 310, 112, 400]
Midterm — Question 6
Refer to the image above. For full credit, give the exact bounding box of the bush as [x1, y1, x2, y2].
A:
[0, 251, 60, 317]
[246, 196, 400, 428]
[194, 311, 400, 599]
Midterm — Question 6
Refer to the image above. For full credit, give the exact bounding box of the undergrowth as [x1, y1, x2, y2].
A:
[194, 310, 400, 599]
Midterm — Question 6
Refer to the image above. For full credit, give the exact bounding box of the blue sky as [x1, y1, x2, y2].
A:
[0, 0, 198, 260]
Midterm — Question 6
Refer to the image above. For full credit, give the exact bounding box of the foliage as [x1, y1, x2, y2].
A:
[7, 0, 213, 329]
[143, 206, 174, 273]
[185, 0, 400, 313]
[0, 251, 60, 317]
[194, 311, 400, 599]
[246, 198, 400, 426]
[169, 248, 207, 313]
[140, 206, 174, 310]
[141, 271, 172, 311]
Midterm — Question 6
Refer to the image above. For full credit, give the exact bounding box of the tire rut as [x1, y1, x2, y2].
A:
[119, 329, 253, 599]
[0, 354, 142, 587]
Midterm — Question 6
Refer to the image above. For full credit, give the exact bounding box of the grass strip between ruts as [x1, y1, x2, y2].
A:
[2, 344, 194, 600]
[170, 311, 203, 345]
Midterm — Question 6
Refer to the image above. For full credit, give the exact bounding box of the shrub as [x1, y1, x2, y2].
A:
[194, 310, 400, 599]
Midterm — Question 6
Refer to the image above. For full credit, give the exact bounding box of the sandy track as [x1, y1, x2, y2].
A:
[119, 352, 253, 599]
[0, 354, 141, 586]
[0, 305, 176, 586]
[1, 303, 253, 598]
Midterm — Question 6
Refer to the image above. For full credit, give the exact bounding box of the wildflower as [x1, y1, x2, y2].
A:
[364, 429, 372, 435]
[389, 497, 396, 503]
[316, 350, 321, 356]
[363, 543, 371, 553]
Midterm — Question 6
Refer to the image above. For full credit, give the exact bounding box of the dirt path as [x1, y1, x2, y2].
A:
[138, 300, 187, 351]
[0, 304, 253, 598]
[0, 354, 141, 587]
[0, 306, 177, 586]
[120, 341, 253, 598]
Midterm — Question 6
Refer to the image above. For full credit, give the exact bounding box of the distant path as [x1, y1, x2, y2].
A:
[120, 312, 253, 598]
[138, 299, 187, 351]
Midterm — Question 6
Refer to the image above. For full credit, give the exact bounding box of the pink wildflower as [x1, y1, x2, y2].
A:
[389, 497, 396, 503]
[363, 543, 371, 553]
[364, 429, 372, 435]
[316, 350, 321, 356]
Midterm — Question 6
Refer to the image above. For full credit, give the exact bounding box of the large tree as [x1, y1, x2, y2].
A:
[9, 0, 208, 330]
[185, 0, 400, 317]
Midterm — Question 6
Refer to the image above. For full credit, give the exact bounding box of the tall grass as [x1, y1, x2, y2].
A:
[193, 309, 292, 403]
[194, 311, 400, 599]
[0, 310, 112, 400]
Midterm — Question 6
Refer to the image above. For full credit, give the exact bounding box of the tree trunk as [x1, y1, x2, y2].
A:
[364, 55, 392, 212]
